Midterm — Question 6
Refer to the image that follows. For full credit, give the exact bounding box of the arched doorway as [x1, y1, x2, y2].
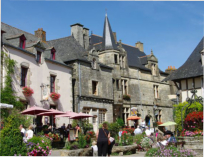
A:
[145, 116, 151, 127]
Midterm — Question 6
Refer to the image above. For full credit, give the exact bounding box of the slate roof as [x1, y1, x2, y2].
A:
[47, 36, 88, 62]
[1, 22, 69, 67]
[163, 37, 204, 81]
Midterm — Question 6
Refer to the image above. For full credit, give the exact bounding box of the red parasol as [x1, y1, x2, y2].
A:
[21, 106, 50, 115]
[55, 111, 79, 118]
[127, 116, 141, 120]
[69, 112, 93, 119]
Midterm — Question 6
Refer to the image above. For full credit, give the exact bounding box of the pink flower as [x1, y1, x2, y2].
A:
[42, 140, 44, 143]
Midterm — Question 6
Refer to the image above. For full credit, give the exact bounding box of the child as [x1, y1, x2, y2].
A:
[91, 141, 98, 156]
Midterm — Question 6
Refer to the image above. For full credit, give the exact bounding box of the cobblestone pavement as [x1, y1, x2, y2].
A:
[50, 149, 146, 156]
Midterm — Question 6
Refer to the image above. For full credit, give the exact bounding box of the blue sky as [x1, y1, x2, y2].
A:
[1, 1, 204, 71]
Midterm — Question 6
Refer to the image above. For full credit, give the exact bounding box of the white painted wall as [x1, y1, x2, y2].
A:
[3, 46, 72, 128]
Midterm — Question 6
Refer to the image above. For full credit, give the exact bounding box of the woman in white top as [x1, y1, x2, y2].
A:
[26, 125, 34, 140]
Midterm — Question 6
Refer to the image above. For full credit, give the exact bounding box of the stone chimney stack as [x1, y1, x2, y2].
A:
[135, 41, 144, 52]
[83, 28, 89, 50]
[113, 32, 117, 44]
[165, 66, 177, 74]
[35, 28, 46, 42]
[71, 23, 84, 47]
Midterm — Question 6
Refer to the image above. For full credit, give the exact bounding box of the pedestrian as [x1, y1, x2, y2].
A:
[164, 130, 177, 144]
[134, 125, 142, 135]
[96, 122, 110, 156]
[154, 133, 167, 148]
[91, 141, 98, 156]
[140, 119, 146, 131]
[155, 129, 159, 137]
[118, 128, 123, 142]
[25, 125, 34, 141]
[19, 124, 26, 137]
[107, 137, 115, 157]
[75, 124, 81, 141]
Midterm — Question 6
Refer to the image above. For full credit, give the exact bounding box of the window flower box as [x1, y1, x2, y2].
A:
[22, 86, 34, 96]
[123, 94, 131, 101]
[50, 92, 60, 100]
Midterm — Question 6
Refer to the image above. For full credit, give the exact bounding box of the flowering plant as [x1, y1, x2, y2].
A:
[122, 128, 134, 134]
[181, 129, 203, 137]
[49, 92, 60, 100]
[141, 137, 153, 148]
[27, 142, 52, 156]
[123, 94, 131, 101]
[86, 130, 95, 138]
[184, 111, 203, 131]
[46, 132, 60, 141]
[85, 134, 91, 143]
[22, 86, 34, 96]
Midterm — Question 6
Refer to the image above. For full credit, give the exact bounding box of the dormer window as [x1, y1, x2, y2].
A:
[152, 63, 156, 75]
[19, 36, 26, 49]
[36, 51, 41, 63]
[51, 49, 56, 60]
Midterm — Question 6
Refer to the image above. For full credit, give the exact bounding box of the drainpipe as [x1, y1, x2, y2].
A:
[78, 62, 81, 113]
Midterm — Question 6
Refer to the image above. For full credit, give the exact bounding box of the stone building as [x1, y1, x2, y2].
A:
[164, 37, 204, 103]
[1, 23, 73, 128]
[1, 14, 174, 131]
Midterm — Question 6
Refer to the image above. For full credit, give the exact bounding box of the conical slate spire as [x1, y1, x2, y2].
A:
[102, 14, 118, 50]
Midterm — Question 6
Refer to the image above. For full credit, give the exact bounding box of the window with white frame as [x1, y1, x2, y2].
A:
[99, 109, 106, 124]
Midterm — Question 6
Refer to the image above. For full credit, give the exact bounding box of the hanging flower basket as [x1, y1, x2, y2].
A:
[123, 94, 131, 101]
[22, 86, 34, 97]
[50, 92, 60, 100]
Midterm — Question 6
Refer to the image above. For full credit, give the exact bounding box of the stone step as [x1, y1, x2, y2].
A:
[184, 144, 203, 149]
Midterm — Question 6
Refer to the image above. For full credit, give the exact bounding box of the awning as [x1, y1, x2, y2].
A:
[0, 103, 13, 109]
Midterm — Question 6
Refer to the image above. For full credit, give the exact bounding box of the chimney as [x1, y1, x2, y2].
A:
[165, 66, 177, 74]
[135, 41, 144, 52]
[71, 23, 84, 47]
[83, 28, 89, 50]
[35, 28, 46, 42]
[112, 32, 117, 44]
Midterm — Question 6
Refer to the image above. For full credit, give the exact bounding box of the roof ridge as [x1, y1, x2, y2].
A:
[48, 36, 72, 42]
[121, 43, 137, 49]
[93, 42, 102, 46]
[92, 34, 102, 37]
[1, 22, 37, 37]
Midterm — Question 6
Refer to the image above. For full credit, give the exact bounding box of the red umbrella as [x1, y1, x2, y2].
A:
[69, 112, 93, 119]
[127, 116, 141, 120]
[55, 111, 79, 118]
[37, 109, 66, 131]
[21, 106, 50, 115]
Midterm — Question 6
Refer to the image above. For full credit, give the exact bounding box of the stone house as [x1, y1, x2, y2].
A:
[1, 23, 73, 128]
[164, 37, 204, 103]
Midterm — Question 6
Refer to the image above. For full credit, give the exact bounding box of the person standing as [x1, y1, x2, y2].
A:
[140, 119, 146, 131]
[75, 124, 81, 140]
[19, 124, 25, 137]
[107, 137, 115, 157]
[25, 125, 34, 141]
[134, 126, 142, 135]
[96, 122, 110, 156]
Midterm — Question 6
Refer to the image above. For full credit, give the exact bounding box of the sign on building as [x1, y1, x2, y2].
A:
[131, 107, 137, 116]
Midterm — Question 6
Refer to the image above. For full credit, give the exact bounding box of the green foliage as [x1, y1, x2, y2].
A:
[82, 120, 93, 134]
[111, 152, 119, 156]
[27, 135, 52, 150]
[124, 151, 132, 155]
[141, 137, 153, 148]
[134, 132, 145, 145]
[0, 126, 27, 156]
[173, 101, 203, 131]
[127, 135, 134, 145]
[78, 133, 86, 148]
[3, 108, 32, 129]
[72, 119, 78, 128]
[109, 122, 120, 138]
[145, 148, 159, 157]
[116, 117, 124, 128]
[64, 141, 71, 150]
[1, 51, 24, 119]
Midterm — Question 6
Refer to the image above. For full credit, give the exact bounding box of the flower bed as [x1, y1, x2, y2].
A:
[22, 86, 34, 96]
[181, 129, 203, 137]
[184, 111, 203, 131]
[50, 92, 60, 100]
[45, 133, 60, 141]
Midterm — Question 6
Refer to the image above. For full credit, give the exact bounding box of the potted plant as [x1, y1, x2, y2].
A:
[123, 94, 131, 101]
[22, 86, 34, 96]
[50, 92, 60, 100]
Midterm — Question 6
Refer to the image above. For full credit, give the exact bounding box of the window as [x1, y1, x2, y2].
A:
[99, 109, 106, 124]
[21, 67, 28, 87]
[155, 110, 162, 122]
[154, 85, 159, 98]
[37, 51, 41, 63]
[92, 81, 98, 95]
[50, 75, 56, 93]
[152, 63, 156, 75]
[114, 54, 118, 64]
[116, 79, 119, 90]
[93, 116, 97, 124]
[92, 58, 96, 69]
[124, 80, 128, 95]
[51, 49, 56, 60]
[19, 36, 26, 49]
[82, 108, 90, 122]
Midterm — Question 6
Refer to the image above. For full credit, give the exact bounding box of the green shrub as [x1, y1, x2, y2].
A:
[134, 132, 145, 145]
[72, 119, 78, 128]
[0, 127, 27, 156]
[70, 141, 79, 150]
[145, 148, 159, 157]
[127, 135, 133, 145]
[141, 137, 153, 148]
[78, 133, 87, 148]
[64, 142, 71, 150]
[27, 135, 52, 150]
[124, 151, 132, 155]
[109, 122, 120, 137]
[111, 152, 119, 156]
[116, 118, 124, 128]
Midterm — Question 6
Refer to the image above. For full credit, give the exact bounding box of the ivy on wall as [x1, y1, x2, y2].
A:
[1, 51, 24, 118]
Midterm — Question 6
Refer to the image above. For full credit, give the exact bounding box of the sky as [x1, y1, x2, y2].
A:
[1, 1, 204, 71]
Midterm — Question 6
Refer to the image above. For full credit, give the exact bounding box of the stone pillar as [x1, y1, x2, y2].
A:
[124, 112, 127, 125]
